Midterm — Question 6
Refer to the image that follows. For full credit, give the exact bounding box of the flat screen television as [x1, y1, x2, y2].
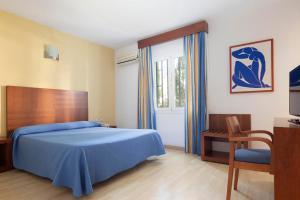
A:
[289, 65, 300, 117]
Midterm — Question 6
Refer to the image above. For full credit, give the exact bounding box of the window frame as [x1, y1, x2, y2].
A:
[173, 56, 186, 111]
[153, 56, 185, 113]
[154, 59, 171, 111]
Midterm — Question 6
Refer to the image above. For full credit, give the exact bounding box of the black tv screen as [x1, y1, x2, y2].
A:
[290, 65, 300, 116]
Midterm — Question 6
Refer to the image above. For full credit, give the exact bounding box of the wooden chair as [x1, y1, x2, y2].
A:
[201, 114, 251, 164]
[225, 116, 273, 200]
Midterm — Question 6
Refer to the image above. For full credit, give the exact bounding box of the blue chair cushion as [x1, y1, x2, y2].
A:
[235, 149, 271, 164]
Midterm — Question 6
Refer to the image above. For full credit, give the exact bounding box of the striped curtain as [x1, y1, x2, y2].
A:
[184, 32, 207, 155]
[138, 47, 157, 129]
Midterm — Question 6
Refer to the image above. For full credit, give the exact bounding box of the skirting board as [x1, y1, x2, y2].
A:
[164, 145, 185, 151]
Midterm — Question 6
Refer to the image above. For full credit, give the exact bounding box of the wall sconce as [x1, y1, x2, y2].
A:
[44, 44, 59, 61]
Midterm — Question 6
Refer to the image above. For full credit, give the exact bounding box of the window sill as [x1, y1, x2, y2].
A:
[156, 109, 184, 115]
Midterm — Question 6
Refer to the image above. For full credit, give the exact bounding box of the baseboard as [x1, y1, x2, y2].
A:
[165, 145, 185, 151]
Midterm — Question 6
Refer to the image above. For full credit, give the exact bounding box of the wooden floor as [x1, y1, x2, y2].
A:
[0, 149, 274, 200]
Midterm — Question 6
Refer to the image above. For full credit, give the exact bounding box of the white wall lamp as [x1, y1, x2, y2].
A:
[44, 44, 59, 61]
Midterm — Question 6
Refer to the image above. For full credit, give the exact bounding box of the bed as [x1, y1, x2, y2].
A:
[6, 86, 165, 197]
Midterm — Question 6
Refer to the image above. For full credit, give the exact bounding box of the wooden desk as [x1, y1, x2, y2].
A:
[274, 118, 300, 200]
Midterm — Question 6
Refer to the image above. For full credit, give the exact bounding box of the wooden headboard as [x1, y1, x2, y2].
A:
[6, 86, 88, 136]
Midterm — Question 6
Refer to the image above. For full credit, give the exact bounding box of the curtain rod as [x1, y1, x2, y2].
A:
[138, 21, 208, 49]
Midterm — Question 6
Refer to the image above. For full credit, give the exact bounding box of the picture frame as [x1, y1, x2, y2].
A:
[230, 39, 274, 94]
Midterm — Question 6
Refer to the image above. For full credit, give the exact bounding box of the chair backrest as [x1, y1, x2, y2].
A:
[225, 116, 242, 137]
[209, 114, 251, 133]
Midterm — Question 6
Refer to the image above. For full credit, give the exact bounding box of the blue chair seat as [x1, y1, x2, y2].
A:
[235, 149, 271, 164]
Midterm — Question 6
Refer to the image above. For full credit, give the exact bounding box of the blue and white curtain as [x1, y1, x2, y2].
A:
[184, 32, 207, 155]
[138, 47, 157, 129]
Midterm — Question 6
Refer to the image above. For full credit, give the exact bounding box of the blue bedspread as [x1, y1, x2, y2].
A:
[12, 121, 165, 197]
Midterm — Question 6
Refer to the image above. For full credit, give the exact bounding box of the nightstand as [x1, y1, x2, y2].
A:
[101, 123, 117, 128]
[0, 137, 12, 172]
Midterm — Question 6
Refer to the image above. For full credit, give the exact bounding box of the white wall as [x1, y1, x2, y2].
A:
[115, 44, 139, 129]
[207, 0, 300, 148]
[115, 0, 300, 149]
[115, 40, 185, 147]
[152, 39, 185, 147]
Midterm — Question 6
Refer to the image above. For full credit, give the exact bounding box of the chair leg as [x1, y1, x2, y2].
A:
[234, 168, 239, 190]
[226, 164, 234, 200]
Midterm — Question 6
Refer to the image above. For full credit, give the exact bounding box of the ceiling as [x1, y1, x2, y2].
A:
[0, 0, 265, 48]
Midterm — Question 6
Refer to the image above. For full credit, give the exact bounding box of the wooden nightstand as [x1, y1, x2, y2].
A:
[101, 123, 117, 128]
[0, 137, 12, 172]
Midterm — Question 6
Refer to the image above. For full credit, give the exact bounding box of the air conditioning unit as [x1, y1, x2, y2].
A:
[116, 51, 139, 65]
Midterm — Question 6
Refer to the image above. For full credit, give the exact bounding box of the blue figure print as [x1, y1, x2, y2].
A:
[290, 65, 300, 87]
[232, 47, 270, 89]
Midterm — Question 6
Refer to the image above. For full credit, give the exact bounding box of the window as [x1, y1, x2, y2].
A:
[174, 57, 185, 108]
[155, 60, 169, 108]
[154, 57, 186, 111]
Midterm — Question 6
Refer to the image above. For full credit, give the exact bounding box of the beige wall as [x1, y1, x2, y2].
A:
[0, 11, 115, 136]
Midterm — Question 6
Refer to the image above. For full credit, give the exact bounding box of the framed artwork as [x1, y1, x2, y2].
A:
[230, 39, 274, 93]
